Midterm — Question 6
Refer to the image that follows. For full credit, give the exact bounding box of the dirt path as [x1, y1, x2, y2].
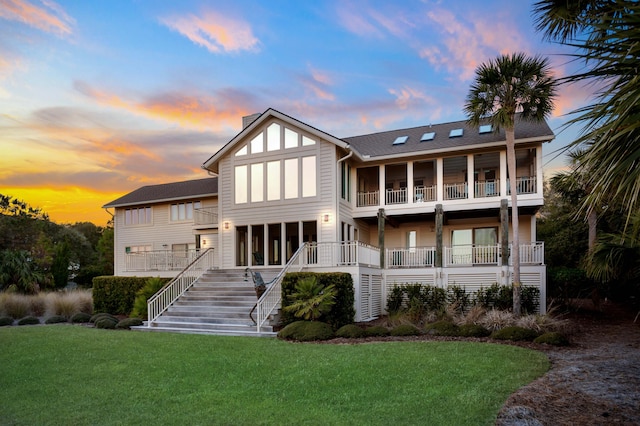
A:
[496, 302, 640, 425]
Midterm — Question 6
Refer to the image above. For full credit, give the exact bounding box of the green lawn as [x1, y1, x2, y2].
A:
[0, 326, 548, 425]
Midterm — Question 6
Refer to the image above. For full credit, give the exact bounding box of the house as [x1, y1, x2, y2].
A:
[104, 108, 553, 333]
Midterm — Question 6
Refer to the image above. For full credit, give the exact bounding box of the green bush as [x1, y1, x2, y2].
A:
[45, 315, 68, 324]
[447, 285, 470, 313]
[71, 312, 92, 323]
[390, 324, 421, 336]
[474, 284, 540, 313]
[92, 276, 169, 316]
[335, 324, 365, 338]
[364, 325, 390, 337]
[425, 320, 460, 336]
[458, 324, 491, 338]
[277, 321, 334, 341]
[90, 313, 118, 323]
[385, 284, 447, 318]
[492, 326, 539, 341]
[116, 318, 144, 329]
[131, 277, 167, 319]
[95, 317, 118, 329]
[17, 316, 40, 325]
[0, 316, 13, 326]
[534, 332, 569, 346]
[281, 272, 354, 329]
[386, 286, 404, 314]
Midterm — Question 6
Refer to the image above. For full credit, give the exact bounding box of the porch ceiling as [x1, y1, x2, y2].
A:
[356, 205, 541, 225]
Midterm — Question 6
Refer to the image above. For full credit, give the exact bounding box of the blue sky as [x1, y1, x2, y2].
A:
[0, 0, 591, 224]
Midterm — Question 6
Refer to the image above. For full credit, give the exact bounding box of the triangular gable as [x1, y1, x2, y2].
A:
[201, 108, 355, 174]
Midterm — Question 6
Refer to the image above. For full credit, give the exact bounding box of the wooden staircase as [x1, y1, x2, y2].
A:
[140, 269, 279, 337]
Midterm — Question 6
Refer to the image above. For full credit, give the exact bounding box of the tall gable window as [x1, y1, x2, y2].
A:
[267, 123, 280, 151]
[235, 165, 248, 204]
[302, 156, 317, 197]
[125, 207, 151, 225]
[170, 201, 201, 222]
[284, 158, 298, 199]
[284, 128, 298, 148]
[250, 133, 263, 154]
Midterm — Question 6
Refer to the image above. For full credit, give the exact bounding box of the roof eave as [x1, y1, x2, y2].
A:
[102, 192, 218, 209]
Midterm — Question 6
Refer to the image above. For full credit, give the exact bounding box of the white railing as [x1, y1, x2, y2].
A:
[147, 248, 215, 324]
[385, 188, 408, 205]
[444, 245, 501, 266]
[444, 182, 468, 200]
[304, 242, 380, 267]
[256, 244, 306, 332]
[414, 186, 436, 202]
[507, 176, 537, 194]
[125, 249, 202, 272]
[510, 242, 545, 265]
[357, 191, 379, 207]
[474, 180, 500, 198]
[194, 207, 218, 225]
[387, 247, 436, 268]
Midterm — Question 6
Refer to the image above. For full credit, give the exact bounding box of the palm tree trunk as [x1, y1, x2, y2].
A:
[588, 209, 597, 252]
[506, 127, 521, 316]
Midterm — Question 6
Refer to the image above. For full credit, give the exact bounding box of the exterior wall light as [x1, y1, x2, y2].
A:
[322, 214, 330, 223]
[223, 221, 230, 230]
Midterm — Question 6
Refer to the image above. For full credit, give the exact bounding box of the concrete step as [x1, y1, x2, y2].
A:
[158, 315, 254, 325]
[133, 323, 275, 337]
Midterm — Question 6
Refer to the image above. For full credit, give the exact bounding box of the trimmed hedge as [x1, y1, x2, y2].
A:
[425, 320, 459, 336]
[281, 272, 354, 330]
[335, 324, 365, 338]
[365, 325, 390, 337]
[71, 312, 92, 323]
[116, 318, 144, 329]
[0, 316, 13, 326]
[492, 326, 539, 341]
[92, 276, 170, 316]
[45, 315, 68, 324]
[277, 321, 334, 341]
[534, 332, 569, 346]
[390, 324, 421, 336]
[17, 316, 40, 326]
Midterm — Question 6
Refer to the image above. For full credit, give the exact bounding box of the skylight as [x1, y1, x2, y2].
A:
[479, 124, 492, 134]
[421, 132, 436, 142]
[393, 136, 408, 145]
[449, 128, 463, 138]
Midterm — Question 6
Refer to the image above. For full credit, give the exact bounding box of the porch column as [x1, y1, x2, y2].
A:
[467, 155, 475, 200]
[436, 158, 444, 201]
[500, 151, 507, 196]
[500, 199, 510, 285]
[407, 161, 414, 204]
[435, 204, 443, 286]
[378, 208, 385, 268]
[536, 147, 543, 196]
[379, 166, 386, 206]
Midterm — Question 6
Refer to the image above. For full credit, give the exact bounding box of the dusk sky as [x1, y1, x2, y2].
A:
[0, 0, 592, 226]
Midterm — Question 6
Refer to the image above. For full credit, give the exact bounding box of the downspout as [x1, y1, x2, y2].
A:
[336, 147, 353, 243]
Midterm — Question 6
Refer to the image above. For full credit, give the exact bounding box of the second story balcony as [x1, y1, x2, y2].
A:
[193, 206, 218, 226]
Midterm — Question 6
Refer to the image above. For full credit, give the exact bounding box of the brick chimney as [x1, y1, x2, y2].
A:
[242, 113, 261, 129]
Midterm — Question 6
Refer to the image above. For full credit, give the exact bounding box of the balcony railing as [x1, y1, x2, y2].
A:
[444, 182, 468, 200]
[414, 186, 436, 202]
[474, 180, 500, 198]
[125, 249, 202, 272]
[385, 188, 407, 205]
[357, 190, 379, 207]
[507, 176, 537, 195]
[387, 247, 436, 268]
[303, 242, 380, 267]
[193, 207, 218, 225]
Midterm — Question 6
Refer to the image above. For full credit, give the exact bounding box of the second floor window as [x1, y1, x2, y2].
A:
[125, 207, 151, 225]
[170, 201, 201, 221]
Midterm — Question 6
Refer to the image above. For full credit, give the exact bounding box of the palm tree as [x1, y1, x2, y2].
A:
[465, 52, 557, 316]
[533, 0, 640, 224]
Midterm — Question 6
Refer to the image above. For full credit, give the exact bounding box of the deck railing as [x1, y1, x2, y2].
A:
[256, 243, 306, 332]
[444, 244, 501, 266]
[304, 242, 380, 267]
[387, 247, 436, 268]
[125, 249, 202, 272]
[147, 248, 215, 324]
[385, 188, 407, 205]
[193, 207, 218, 225]
[510, 242, 545, 265]
[474, 180, 500, 198]
[507, 176, 537, 194]
[444, 182, 468, 200]
[357, 190, 379, 207]
[414, 186, 436, 202]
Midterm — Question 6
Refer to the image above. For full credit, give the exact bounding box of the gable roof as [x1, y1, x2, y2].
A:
[103, 177, 218, 208]
[201, 108, 350, 174]
[343, 115, 554, 160]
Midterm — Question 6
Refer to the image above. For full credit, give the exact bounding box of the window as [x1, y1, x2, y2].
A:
[251, 163, 264, 202]
[235, 145, 247, 156]
[170, 201, 201, 221]
[125, 245, 151, 254]
[302, 156, 316, 197]
[393, 136, 408, 145]
[449, 128, 464, 138]
[250, 133, 263, 154]
[284, 128, 298, 148]
[235, 165, 248, 204]
[302, 135, 315, 146]
[407, 230, 417, 252]
[267, 161, 280, 201]
[421, 132, 435, 141]
[284, 158, 298, 199]
[341, 162, 351, 201]
[125, 207, 151, 225]
[267, 123, 280, 151]
[479, 124, 492, 134]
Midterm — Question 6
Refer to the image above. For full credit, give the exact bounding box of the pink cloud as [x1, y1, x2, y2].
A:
[0, 0, 74, 36]
[160, 10, 259, 53]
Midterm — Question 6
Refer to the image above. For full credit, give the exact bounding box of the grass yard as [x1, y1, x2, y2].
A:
[0, 326, 548, 425]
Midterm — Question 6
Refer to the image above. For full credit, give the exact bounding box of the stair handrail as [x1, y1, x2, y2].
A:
[147, 248, 215, 325]
[255, 243, 307, 332]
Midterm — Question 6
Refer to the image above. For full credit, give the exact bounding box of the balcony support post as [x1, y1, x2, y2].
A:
[500, 198, 510, 285]
[377, 208, 386, 268]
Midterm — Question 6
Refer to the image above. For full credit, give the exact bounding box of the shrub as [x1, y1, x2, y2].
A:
[90, 313, 118, 323]
[458, 324, 491, 338]
[45, 315, 68, 324]
[277, 321, 334, 341]
[17, 316, 40, 325]
[71, 312, 92, 323]
[131, 277, 166, 319]
[335, 324, 365, 338]
[281, 273, 354, 329]
[386, 285, 404, 314]
[48, 292, 79, 318]
[93, 276, 168, 316]
[425, 320, 459, 336]
[480, 309, 516, 331]
[364, 325, 390, 337]
[0, 316, 13, 326]
[534, 332, 570, 346]
[95, 317, 118, 329]
[3, 294, 30, 319]
[283, 276, 336, 321]
[29, 293, 47, 317]
[390, 324, 421, 336]
[447, 285, 470, 313]
[492, 326, 539, 341]
[116, 318, 144, 329]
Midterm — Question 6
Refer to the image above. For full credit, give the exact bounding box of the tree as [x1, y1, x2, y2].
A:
[465, 52, 557, 316]
[533, 0, 640, 224]
[283, 276, 337, 321]
[51, 241, 71, 289]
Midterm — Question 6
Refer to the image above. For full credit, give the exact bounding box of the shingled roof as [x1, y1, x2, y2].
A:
[103, 177, 218, 208]
[343, 115, 554, 159]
